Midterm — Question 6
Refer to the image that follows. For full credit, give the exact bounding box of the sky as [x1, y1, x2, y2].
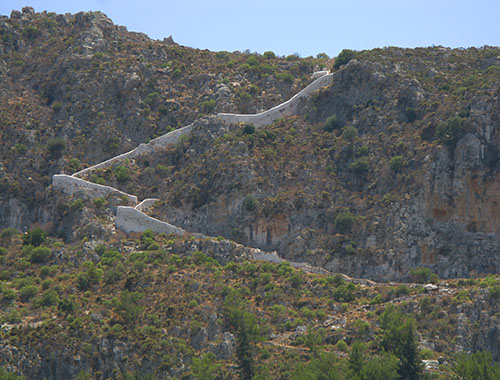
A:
[1, 1, 499, 57]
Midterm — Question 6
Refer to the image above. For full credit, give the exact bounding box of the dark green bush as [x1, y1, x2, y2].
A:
[23, 25, 41, 39]
[263, 51, 276, 59]
[114, 290, 144, 324]
[324, 115, 342, 132]
[243, 123, 256, 134]
[436, 115, 465, 148]
[68, 158, 81, 171]
[405, 107, 418, 122]
[453, 351, 500, 380]
[37, 289, 59, 307]
[14, 143, 28, 155]
[51, 101, 63, 112]
[19, 285, 38, 302]
[200, 99, 216, 113]
[105, 262, 125, 284]
[343, 126, 358, 141]
[47, 137, 65, 158]
[334, 210, 356, 234]
[350, 157, 370, 176]
[333, 49, 357, 70]
[114, 166, 130, 183]
[276, 72, 294, 84]
[408, 267, 438, 283]
[28, 246, 51, 264]
[23, 228, 46, 247]
[333, 283, 356, 302]
[389, 156, 404, 173]
[143, 92, 160, 107]
[243, 194, 258, 211]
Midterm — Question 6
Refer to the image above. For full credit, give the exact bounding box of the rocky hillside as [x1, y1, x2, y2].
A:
[0, 7, 328, 232]
[0, 228, 499, 379]
[1, 7, 500, 379]
[84, 45, 500, 281]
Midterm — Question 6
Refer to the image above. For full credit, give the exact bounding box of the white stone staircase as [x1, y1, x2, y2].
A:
[51, 71, 334, 269]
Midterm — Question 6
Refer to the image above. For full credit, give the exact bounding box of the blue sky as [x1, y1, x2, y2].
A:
[1, 1, 499, 57]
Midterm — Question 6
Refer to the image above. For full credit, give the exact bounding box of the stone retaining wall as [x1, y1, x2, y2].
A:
[52, 72, 336, 274]
[52, 174, 137, 203]
[73, 124, 194, 177]
[116, 206, 186, 235]
[135, 198, 159, 212]
[216, 72, 333, 128]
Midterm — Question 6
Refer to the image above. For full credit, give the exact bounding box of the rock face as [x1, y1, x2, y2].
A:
[144, 53, 500, 281]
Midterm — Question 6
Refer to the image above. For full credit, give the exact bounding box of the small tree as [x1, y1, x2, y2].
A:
[334, 210, 356, 234]
[243, 194, 258, 212]
[191, 352, 221, 380]
[47, 137, 65, 158]
[350, 157, 370, 176]
[389, 156, 404, 173]
[333, 49, 357, 70]
[324, 115, 342, 132]
[453, 351, 500, 380]
[23, 228, 46, 247]
[436, 115, 465, 148]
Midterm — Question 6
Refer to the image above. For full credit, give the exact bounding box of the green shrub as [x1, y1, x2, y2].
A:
[93, 197, 105, 209]
[143, 92, 160, 107]
[23, 25, 41, 39]
[333, 49, 357, 70]
[246, 55, 260, 66]
[23, 227, 46, 247]
[335, 339, 348, 351]
[350, 157, 370, 176]
[333, 283, 356, 302]
[389, 155, 404, 173]
[37, 289, 59, 307]
[276, 72, 294, 84]
[263, 51, 276, 59]
[343, 126, 358, 141]
[409, 267, 438, 283]
[47, 137, 65, 158]
[29, 246, 52, 263]
[405, 107, 418, 122]
[2, 288, 17, 302]
[105, 262, 125, 284]
[106, 137, 120, 152]
[114, 290, 144, 324]
[1, 227, 18, 243]
[243, 194, 258, 211]
[394, 284, 410, 296]
[14, 143, 28, 155]
[489, 285, 500, 300]
[453, 351, 500, 380]
[19, 285, 38, 302]
[436, 115, 465, 148]
[200, 99, 216, 113]
[114, 166, 130, 183]
[68, 158, 81, 171]
[334, 210, 356, 234]
[77, 262, 103, 290]
[243, 123, 256, 134]
[0, 367, 25, 380]
[324, 115, 341, 132]
[289, 273, 303, 288]
[58, 297, 75, 313]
